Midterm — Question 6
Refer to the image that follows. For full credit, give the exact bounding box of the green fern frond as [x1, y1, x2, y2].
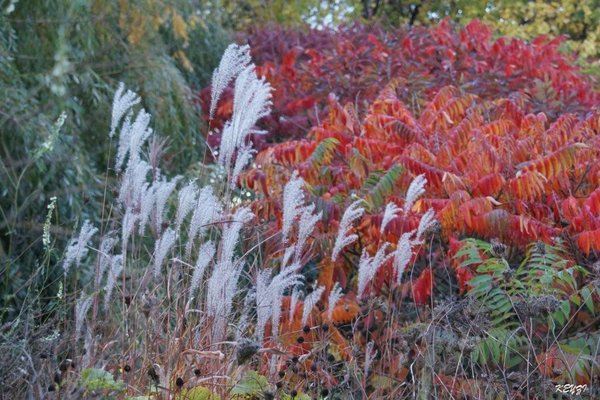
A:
[307, 137, 339, 171]
[362, 164, 403, 210]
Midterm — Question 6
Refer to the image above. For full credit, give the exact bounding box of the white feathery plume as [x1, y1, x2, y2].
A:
[331, 200, 365, 262]
[294, 204, 322, 262]
[185, 186, 223, 257]
[364, 341, 377, 377]
[115, 108, 152, 172]
[218, 64, 272, 170]
[219, 207, 254, 263]
[110, 82, 140, 138]
[357, 243, 392, 298]
[281, 246, 295, 270]
[189, 241, 216, 298]
[138, 182, 156, 236]
[235, 289, 256, 341]
[282, 171, 305, 243]
[98, 231, 117, 280]
[206, 206, 253, 342]
[268, 355, 278, 382]
[255, 268, 272, 341]
[206, 258, 243, 343]
[121, 210, 138, 250]
[63, 220, 98, 275]
[380, 202, 400, 234]
[394, 231, 414, 285]
[125, 109, 153, 170]
[289, 286, 301, 322]
[230, 143, 255, 189]
[153, 228, 176, 279]
[175, 180, 198, 231]
[116, 112, 133, 169]
[403, 174, 427, 216]
[266, 264, 303, 339]
[153, 175, 181, 232]
[327, 282, 344, 321]
[118, 159, 151, 208]
[209, 44, 251, 120]
[75, 295, 93, 341]
[302, 285, 325, 326]
[415, 208, 436, 244]
[104, 254, 123, 310]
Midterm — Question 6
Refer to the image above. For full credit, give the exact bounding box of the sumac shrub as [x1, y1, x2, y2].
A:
[200, 20, 599, 151]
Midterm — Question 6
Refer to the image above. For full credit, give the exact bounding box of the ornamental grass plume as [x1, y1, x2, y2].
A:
[294, 204, 321, 262]
[209, 44, 251, 121]
[175, 180, 198, 231]
[217, 69, 272, 172]
[255, 265, 304, 341]
[153, 228, 176, 279]
[331, 200, 365, 262]
[74, 295, 93, 341]
[254, 170, 322, 340]
[104, 254, 123, 310]
[185, 186, 223, 257]
[188, 241, 216, 299]
[403, 174, 427, 215]
[63, 220, 98, 275]
[394, 231, 414, 285]
[327, 282, 344, 321]
[110, 82, 140, 138]
[116, 109, 152, 172]
[206, 207, 254, 342]
[302, 285, 325, 326]
[230, 143, 256, 189]
[282, 171, 305, 243]
[153, 176, 181, 233]
[357, 243, 392, 298]
[415, 208, 436, 244]
[97, 231, 117, 279]
[380, 202, 400, 233]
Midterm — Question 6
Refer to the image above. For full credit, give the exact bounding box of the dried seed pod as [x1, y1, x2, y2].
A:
[147, 366, 159, 383]
[236, 338, 260, 365]
[491, 238, 507, 258]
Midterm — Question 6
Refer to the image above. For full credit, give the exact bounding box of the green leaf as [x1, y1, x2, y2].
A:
[570, 293, 581, 307]
[81, 368, 125, 392]
[364, 164, 402, 210]
[560, 300, 571, 318]
[308, 138, 339, 171]
[180, 386, 221, 400]
[231, 371, 269, 397]
[489, 340, 501, 364]
[581, 286, 595, 315]
[554, 309, 566, 326]
[477, 260, 504, 273]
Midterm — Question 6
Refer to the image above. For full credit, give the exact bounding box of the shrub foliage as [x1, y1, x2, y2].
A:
[201, 20, 598, 150]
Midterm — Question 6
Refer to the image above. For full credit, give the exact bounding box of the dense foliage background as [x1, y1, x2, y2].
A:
[1, 1, 599, 399]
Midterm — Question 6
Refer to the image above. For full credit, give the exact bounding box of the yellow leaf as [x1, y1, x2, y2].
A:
[172, 10, 189, 44]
